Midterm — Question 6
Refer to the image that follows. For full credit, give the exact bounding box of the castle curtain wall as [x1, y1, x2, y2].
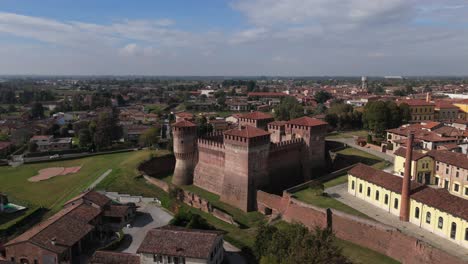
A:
[193, 141, 226, 195]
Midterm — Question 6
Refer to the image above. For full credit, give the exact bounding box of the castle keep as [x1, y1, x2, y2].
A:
[172, 112, 328, 211]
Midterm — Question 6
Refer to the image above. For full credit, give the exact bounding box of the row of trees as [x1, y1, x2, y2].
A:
[0, 88, 55, 104]
[325, 102, 362, 130]
[254, 223, 351, 264]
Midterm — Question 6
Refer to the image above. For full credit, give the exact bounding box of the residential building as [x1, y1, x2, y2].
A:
[137, 226, 224, 264]
[3, 191, 135, 264]
[30, 135, 72, 152]
[398, 99, 435, 122]
[435, 101, 460, 122]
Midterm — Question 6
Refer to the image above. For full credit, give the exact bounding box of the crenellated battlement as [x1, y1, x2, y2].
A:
[197, 138, 225, 150]
[270, 138, 304, 151]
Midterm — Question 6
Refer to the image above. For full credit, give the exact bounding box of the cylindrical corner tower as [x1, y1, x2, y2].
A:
[172, 120, 197, 186]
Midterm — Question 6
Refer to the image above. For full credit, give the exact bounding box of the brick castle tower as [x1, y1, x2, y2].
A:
[172, 120, 198, 186]
[221, 126, 271, 211]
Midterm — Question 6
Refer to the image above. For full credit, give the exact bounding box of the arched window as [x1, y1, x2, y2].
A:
[438, 217, 444, 229]
[351, 181, 355, 190]
[415, 207, 420, 219]
[367, 187, 371, 197]
[375, 190, 380, 201]
[394, 198, 399, 209]
[359, 184, 363, 193]
[450, 222, 457, 239]
[384, 194, 389, 205]
[426, 212, 431, 224]
[465, 228, 468, 241]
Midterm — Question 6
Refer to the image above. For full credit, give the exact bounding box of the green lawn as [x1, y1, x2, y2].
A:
[293, 187, 371, 219]
[336, 147, 390, 169]
[326, 130, 369, 139]
[336, 238, 400, 264]
[0, 149, 163, 230]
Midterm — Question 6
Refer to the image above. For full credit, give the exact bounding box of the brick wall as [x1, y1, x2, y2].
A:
[5, 242, 59, 264]
[193, 143, 225, 195]
[256, 190, 466, 264]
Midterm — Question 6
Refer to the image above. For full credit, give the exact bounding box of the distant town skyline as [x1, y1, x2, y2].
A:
[0, 0, 467, 76]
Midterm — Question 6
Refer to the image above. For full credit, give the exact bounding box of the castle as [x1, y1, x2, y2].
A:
[171, 112, 328, 211]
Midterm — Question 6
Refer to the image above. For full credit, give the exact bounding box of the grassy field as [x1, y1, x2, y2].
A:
[336, 238, 400, 264]
[336, 147, 390, 170]
[0, 149, 161, 230]
[326, 130, 369, 139]
[293, 186, 371, 219]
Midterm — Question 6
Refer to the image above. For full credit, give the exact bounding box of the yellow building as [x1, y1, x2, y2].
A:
[399, 99, 435, 122]
[348, 164, 468, 249]
[393, 147, 434, 184]
[453, 100, 468, 120]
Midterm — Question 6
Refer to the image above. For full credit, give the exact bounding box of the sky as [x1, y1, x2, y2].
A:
[0, 0, 467, 76]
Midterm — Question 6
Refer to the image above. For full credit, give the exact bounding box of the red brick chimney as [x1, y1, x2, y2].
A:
[399, 133, 414, 222]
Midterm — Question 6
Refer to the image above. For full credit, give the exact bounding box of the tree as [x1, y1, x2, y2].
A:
[399, 103, 411, 124]
[195, 116, 212, 136]
[274, 97, 304, 121]
[247, 80, 256, 92]
[254, 223, 351, 264]
[93, 112, 122, 150]
[71, 94, 83, 111]
[362, 101, 389, 136]
[314, 91, 333, 104]
[78, 129, 92, 148]
[139, 127, 161, 147]
[31, 102, 44, 119]
[169, 211, 214, 230]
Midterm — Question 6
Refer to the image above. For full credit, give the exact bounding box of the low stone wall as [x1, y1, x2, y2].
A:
[256, 190, 466, 264]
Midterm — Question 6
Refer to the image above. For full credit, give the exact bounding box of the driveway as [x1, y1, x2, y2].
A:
[118, 203, 173, 253]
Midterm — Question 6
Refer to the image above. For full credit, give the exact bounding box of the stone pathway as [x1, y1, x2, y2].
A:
[88, 169, 112, 189]
[326, 183, 468, 262]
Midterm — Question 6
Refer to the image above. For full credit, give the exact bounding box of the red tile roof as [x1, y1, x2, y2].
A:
[137, 226, 223, 259]
[248, 92, 288, 97]
[224, 125, 270, 138]
[394, 147, 427, 161]
[90, 251, 140, 264]
[349, 164, 468, 220]
[239, 111, 274, 120]
[287, 116, 328, 127]
[399, 99, 434, 106]
[348, 163, 421, 194]
[5, 202, 96, 254]
[427, 150, 468, 170]
[172, 120, 196, 128]
[435, 101, 458, 109]
[65, 191, 111, 208]
[175, 112, 194, 118]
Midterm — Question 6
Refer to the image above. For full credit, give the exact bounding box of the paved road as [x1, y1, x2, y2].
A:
[326, 183, 468, 262]
[119, 203, 173, 253]
[328, 138, 394, 162]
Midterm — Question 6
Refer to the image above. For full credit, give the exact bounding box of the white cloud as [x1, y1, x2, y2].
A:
[0, 1, 467, 75]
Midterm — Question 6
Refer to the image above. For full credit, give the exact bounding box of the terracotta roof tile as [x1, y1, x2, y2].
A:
[427, 150, 468, 170]
[287, 116, 328, 127]
[348, 163, 421, 193]
[349, 164, 468, 220]
[399, 99, 434, 106]
[172, 120, 196, 128]
[394, 147, 427, 161]
[137, 226, 223, 259]
[239, 111, 274, 120]
[248, 92, 288, 97]
[224, 125, 270, 138]
[268, 121, 287, 126]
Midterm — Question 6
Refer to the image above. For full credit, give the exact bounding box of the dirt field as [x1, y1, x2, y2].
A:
[28, 166, 82, 182]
